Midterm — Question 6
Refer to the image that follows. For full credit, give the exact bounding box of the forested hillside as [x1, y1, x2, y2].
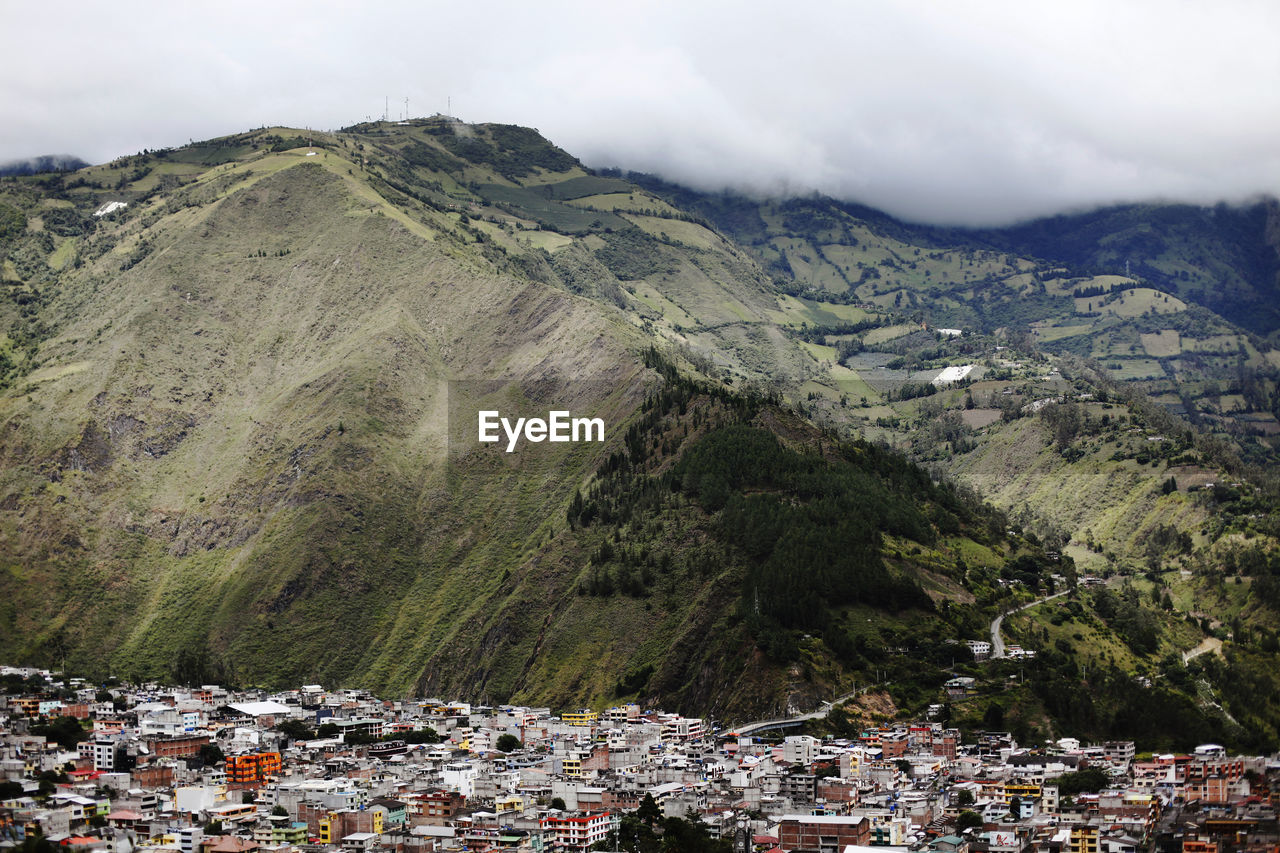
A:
[0, 119, 1277, 747]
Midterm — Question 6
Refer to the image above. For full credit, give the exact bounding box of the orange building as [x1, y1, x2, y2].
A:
[226, 752, 281, 786]
[1183, 837, 1218, 853]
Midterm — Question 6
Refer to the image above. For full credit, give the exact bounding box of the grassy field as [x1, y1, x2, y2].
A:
[1077, 287, 1187, 318]
[1140, 330, 1181, 357]
[569, 192, 683, 215]
[1106, 359, 1166, 380]
[768, 294, 871, 328]
[522, 230, 574, 252]
[827, 364, 879, 400]
[622, 214, 722, 250]
[864, 323, 919, 344]
[1183, 334, 1245, 353]
[1034, 323, 1094, 342]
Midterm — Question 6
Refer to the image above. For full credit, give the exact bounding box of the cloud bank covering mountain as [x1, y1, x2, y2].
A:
[3, 0, 1279, 225]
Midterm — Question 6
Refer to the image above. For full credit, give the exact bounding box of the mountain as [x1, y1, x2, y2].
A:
[0, 121, 1011, 719]
[1, 119, 1278, 748]
[971, 200, 1280, 339]
[635, 177, 1280, 342]
[632, 179, 1280, 469]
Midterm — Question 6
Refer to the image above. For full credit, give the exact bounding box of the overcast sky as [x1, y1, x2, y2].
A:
[4, 0, 1279, 225]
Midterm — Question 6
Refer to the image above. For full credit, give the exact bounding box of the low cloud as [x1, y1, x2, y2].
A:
[5, 0, 1279, 225]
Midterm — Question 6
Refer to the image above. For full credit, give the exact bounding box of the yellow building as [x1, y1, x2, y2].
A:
[563, 710, 599, 726]
[1006, 783, 1041, 804]
[496, 795, 524, 813]
[319, 812, 338, 844]
[1071, 825, 1099, 853]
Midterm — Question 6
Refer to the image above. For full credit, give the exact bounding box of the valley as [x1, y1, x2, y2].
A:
[1, 118, 1278, 751]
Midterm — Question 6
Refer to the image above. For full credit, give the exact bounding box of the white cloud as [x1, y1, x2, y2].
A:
[3, 0, 1278, 225]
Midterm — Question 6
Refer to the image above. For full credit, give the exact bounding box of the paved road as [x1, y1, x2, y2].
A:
[1182, 636, 1222, 664]
[990, 589, 1070, 658]
[731, 687, 870, 736]
[733, 588, 1073, 734]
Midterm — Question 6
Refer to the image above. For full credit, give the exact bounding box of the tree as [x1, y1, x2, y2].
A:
[271, 805, 289, 817]
[955, 789, 975, 808]
[550, 797, 567, 811]
[956, 810, 984, 831]
[1053, 767, 1109, 796]
[401, 728, 441, 744]
[198, 744, 224, 766]
[1041, 400, 1084, 448]
[495, 733, 522, 753]
[658, 812, 731, 853]
[32, 716, 87, 749]
[275, 719, 316, 741]
[616, 813, 660, 853]
[636, 793, 661, 825]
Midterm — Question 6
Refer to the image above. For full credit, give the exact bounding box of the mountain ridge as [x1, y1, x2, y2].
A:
[1, 119, 1277, 748]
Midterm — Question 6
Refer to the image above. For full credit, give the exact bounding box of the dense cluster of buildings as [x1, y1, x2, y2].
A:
[2, 666, 1277, 853]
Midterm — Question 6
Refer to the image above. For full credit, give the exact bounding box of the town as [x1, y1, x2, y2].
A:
[2, 666, 1276, 853]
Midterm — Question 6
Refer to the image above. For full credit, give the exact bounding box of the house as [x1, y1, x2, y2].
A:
[777, 814, 870, 852]
[540, 810, 613, 851]
[930, 835, 970, 853]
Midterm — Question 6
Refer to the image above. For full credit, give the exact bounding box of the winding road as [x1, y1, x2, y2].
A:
[731, 687, 871, 736]
[990, 589, 1070, 658]
[1182, 636, 1222, 664]
[729, 588, 1075, 735]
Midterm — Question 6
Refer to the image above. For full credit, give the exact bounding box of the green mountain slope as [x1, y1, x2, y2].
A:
[971, 200, 1280, 338]
[0, 122, 1027, 720]
[1, 132, 656, 691]
[1, 120, 1277, 747]
[418, 354, 1046, 718]
[632, 180, 1280, 467]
